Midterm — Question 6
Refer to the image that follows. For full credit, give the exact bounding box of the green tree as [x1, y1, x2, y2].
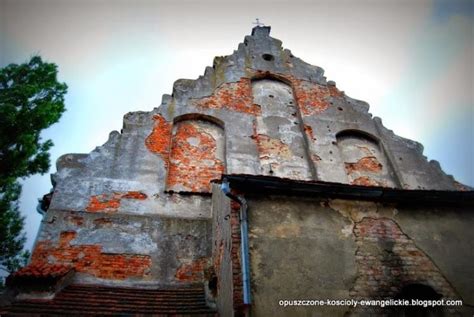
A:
[0, 56, 67, 281]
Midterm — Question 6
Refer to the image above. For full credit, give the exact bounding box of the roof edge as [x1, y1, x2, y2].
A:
[221, 174, 474, 206]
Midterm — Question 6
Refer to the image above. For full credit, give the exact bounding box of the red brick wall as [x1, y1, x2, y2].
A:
[144, 74, 345, 194]
[212, 190, 245, 315]
[145, 114, 173, 166]
[351, 217, 457, 299]
[85, 191, 147, 213]
[31, 231, 151, 280]
[167, 121, 224, 193]
[230, 200, 244, 309]
[175, 258, 209, 282]
[193, 79, 260, 115]
[292, 80, 333, 116]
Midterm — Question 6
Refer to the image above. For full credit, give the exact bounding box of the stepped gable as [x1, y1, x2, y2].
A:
[21, 23, 469, 290]
[52, 26, 463, 222]
[2, 25, 470, 317]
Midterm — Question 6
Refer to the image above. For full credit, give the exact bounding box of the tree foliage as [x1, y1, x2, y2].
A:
[0, 56, 67, 277]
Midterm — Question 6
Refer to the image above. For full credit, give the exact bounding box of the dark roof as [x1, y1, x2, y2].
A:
[5, 264, 74, 296]
[7, 263, 72, 280]
[223, 174, 474, 206]
[2, 284, 216, 316]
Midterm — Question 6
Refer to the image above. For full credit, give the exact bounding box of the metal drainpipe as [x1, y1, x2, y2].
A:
[221, 179, 251, 306]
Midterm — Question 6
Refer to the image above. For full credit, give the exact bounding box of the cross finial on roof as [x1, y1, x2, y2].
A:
[252, 18, 265, 27]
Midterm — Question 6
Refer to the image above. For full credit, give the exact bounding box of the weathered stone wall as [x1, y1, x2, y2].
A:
[32, 26, 466, 285]
[211, 184, 247, 316]
[49, 26, 462, 221]
[31, 209, 211, 286]
[211, 185, 235, 316]
[252, 79, 312, 179]
[247, 195, 474, 316]
[167, 120, 225, 193]
[337, 131, 397, 187]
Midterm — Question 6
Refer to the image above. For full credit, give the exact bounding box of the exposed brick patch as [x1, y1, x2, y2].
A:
[167, 121, 224, 193]
[59, 231, 77, 247]
[351, 176, 384, 187]
[175, 258, 209, 282]
[351, 218, 457, 299]
[338, 135, 396, 188]
[31, 231, 151, 280]
[212, 195, 226, 304]
[121, 191, 148, 200]
[193, 79, 261, 115]
[328, 84, 344, 98]
[231, 72, 344, 117]
[145, 114, 172, 165]
[345, 156, 383, 175]
[86, 191, 148, 213]
[98, 254, 151, 280]
[253, 134, 292, 161]
[304, 124, 316, 142]
[292, 80, 332, 116]
[86, 194, 121, 213]
[191, 74, 344, 118]
[230, 200, 243, 309]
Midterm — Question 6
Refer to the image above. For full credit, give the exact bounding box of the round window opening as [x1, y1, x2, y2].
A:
[262, 54, 275, 61]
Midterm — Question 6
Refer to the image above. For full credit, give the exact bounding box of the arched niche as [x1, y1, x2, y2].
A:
[166, 115, 225, 193]
[173, 113, 225, 129]
[251, 77, 312, 180]
[251, 72, 293, 86]
[336, 130, 396, 187]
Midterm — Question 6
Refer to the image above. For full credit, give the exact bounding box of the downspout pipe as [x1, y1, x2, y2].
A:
[221, 179, 251, 306]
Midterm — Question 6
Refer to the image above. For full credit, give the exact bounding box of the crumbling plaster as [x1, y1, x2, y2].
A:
[246, 196, 472, 317]
[36, 26, 464, 284]
[52, 26, 461, 220]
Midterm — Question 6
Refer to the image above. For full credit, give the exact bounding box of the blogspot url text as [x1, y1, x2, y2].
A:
[278, 299, 463, 308]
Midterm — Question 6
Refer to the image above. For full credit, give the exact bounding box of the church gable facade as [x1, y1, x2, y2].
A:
[3, 26, 473, 316]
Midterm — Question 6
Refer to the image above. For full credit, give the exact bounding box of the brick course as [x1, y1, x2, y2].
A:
[31, 231, 151, 280]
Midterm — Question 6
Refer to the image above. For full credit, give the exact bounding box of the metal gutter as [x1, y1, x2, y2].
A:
[222, 174, 474, 206]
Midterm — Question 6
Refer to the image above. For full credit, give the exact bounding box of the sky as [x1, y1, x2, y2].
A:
[0, 0, 473, 252]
